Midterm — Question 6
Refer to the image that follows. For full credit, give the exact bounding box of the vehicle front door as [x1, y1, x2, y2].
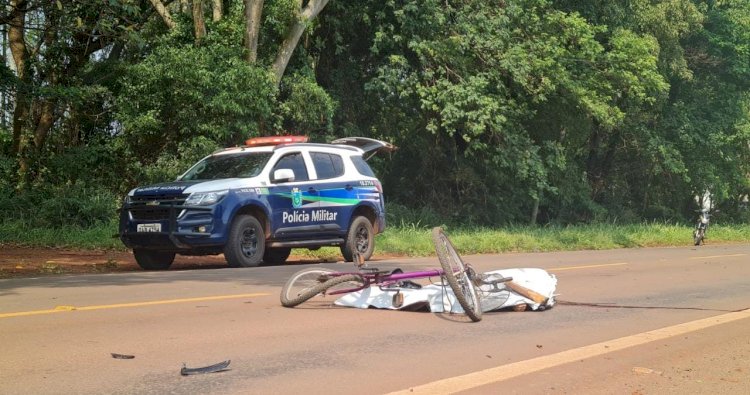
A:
[267, 152, 320, 239]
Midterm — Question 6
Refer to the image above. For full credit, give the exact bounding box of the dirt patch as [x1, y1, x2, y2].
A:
[0, 247, 215, 278]
[0, 247, 344, 279]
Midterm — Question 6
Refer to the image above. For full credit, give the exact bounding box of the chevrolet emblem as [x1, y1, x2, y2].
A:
[145, 200, 160, 206]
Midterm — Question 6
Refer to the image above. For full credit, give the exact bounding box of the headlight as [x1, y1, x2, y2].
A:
[185, 190, 228, 206]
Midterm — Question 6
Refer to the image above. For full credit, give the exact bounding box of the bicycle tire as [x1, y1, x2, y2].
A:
[280, 268, 363, 307]
[431, 227, 482, 322]
[693, 229, 703, 246]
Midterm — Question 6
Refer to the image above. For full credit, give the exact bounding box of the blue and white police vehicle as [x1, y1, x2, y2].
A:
[118, 136, 395, 270]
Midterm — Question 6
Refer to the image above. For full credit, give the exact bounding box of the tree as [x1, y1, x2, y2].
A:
[4, 0, 143, 188]
[148, 0, 331, 84]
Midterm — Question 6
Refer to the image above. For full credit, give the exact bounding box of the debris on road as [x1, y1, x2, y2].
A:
[110, 353, 135, 359]
[180, 360, 231, 376]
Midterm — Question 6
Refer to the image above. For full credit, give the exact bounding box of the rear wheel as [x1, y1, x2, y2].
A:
[225, 215, 265, 267]
[262, 247, 291, 265]
[693, 229, 704, 246]
[133, 249, 175, 270]
[432, 227, 482, 322]
[280, 268, 364, 307]
[341, 216, 374, 262]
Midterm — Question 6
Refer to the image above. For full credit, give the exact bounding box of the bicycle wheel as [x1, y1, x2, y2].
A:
[280, 268, 364, 307]
[693, 229, 703, 246]
[431, 227, 482, 322]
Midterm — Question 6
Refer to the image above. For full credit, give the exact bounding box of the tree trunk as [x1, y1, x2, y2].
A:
[530, 195, 540, 226]
[271, 0, 330, 83]
[244, 0, 264, 63]
[33, 99, 56, 150]
[8, 0, 30, 185]
[212, 0, 222, 22]
[149, 0, 176, 29]
[193, 0, 206, 44]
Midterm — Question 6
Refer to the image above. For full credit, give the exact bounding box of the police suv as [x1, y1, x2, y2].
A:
[118, 136, 395, 270]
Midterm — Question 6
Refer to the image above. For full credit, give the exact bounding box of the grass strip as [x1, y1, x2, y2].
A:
[1, 221, 748, 259]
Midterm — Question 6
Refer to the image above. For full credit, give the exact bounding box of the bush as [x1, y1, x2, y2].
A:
[0, 184, 119, 228]
[385, 202, 446, 229]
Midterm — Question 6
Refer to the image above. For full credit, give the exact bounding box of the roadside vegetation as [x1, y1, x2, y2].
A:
[2, 1, 749, 254]
[2, 217, 748, 259]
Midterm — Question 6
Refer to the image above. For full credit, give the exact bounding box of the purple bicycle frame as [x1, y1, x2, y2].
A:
[321, 268, 447, 296]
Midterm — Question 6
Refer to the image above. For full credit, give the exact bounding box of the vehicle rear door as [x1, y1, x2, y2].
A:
[330, 137, 397, 159]
[309, 151, 351, 237]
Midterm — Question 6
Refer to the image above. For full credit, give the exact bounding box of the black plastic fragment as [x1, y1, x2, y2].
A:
[180, 360, 231, 376]
[111, 353, 135, 359]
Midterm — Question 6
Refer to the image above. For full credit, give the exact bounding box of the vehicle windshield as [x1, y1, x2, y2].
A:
[180, 152, 272, 181]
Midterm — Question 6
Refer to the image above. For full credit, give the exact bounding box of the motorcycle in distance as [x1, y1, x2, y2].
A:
[693, 209, 715, 246]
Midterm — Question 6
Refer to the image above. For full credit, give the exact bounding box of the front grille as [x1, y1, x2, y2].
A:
[129, 194, 188, 221]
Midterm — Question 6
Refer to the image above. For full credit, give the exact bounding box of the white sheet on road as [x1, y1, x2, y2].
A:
[334, 268, 557, 313]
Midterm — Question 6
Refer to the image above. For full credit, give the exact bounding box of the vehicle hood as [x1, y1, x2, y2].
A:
[129, 179, 262, 197]
[131, 181, 203, 197]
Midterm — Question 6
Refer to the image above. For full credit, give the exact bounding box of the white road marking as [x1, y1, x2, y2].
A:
[689, 253, 746, 260]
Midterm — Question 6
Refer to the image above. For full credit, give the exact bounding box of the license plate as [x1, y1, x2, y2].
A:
[137, 223, 162, 232]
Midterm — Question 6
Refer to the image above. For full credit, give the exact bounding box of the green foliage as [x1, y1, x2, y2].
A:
[134, 136, 221, 185]
[356, 0, 677, 224]
[3, 219, 748, 255]
[0, 220, 122, 250]
[278, 73, 337, 135]
[0, 184, 119, 228]
[2, 0, 749, 238]
[385, 202, 445, 229]
[115, 42, 277, 156]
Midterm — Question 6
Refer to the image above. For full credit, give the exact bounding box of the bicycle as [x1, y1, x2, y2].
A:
[280, 227, 511, 322]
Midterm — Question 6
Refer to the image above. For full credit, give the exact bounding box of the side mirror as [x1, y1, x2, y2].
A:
[272, 168, 295, 183]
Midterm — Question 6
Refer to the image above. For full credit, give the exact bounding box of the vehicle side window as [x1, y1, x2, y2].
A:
[351, 156, 375, 177]
[273, 152, 309, 182]
[311, 152, 344, 179]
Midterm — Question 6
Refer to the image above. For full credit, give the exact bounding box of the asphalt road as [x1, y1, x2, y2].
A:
[1, 244, 749, 394]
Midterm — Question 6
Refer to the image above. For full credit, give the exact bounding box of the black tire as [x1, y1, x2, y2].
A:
[262, 247, 291, 265]
[341, 216, 374, 262]
[133, 249, 175, 270]
[224, 215, 265, 267]
[280, 268, 364, 307]
[432, 227, 482, 322]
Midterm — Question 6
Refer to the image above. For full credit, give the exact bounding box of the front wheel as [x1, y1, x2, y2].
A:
[340, 216, 374, 262]
[133, 249, 175, 270]
[225, 215, 265, 267]
[280, 268, 364, 307]
[432, 227, 482, 322]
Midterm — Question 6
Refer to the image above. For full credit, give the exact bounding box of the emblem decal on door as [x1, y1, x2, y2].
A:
[291, 187, 303, 208]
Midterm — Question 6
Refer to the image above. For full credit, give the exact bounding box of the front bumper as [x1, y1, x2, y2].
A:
[119, 203, 223, 250]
